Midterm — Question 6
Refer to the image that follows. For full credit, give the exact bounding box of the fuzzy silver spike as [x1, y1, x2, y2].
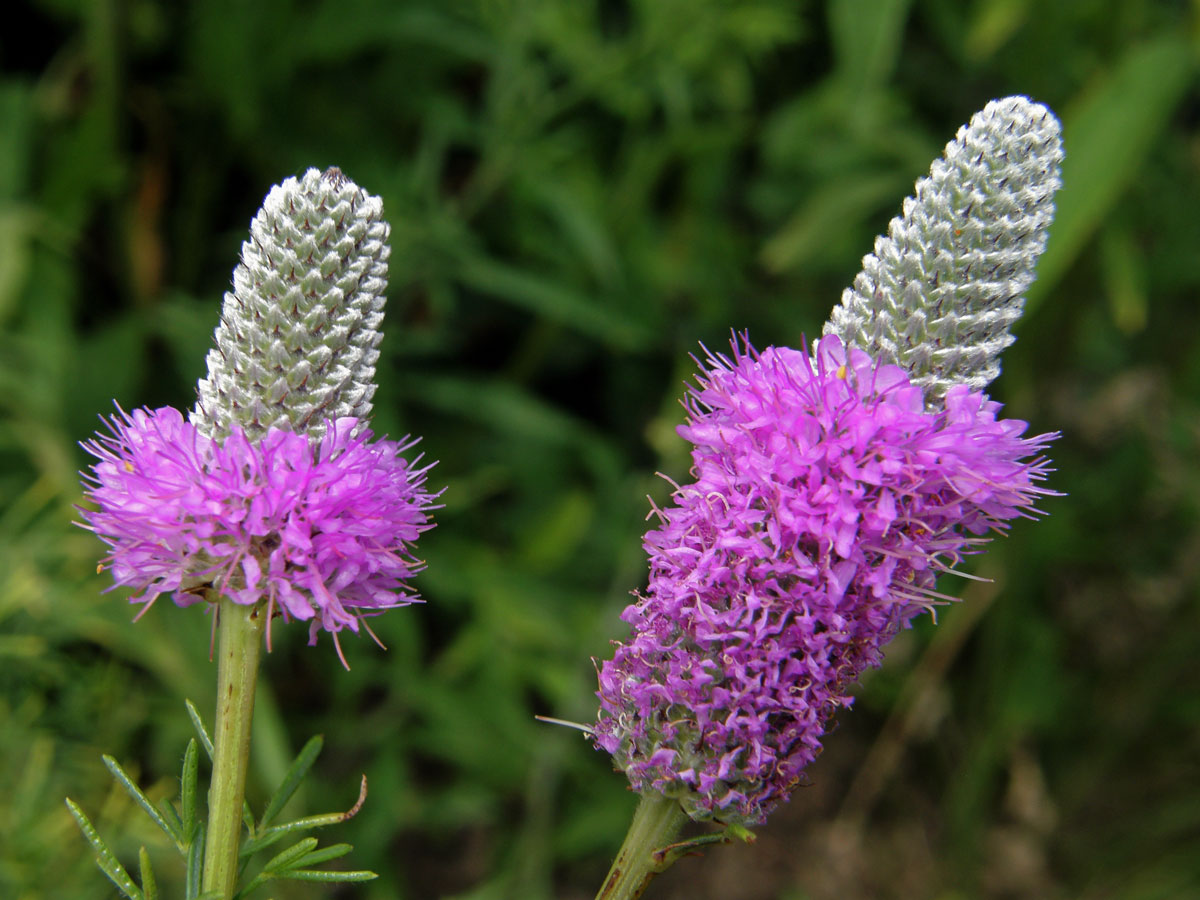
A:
[192, 167, 390, 442]
[823, 96, 1063, 404]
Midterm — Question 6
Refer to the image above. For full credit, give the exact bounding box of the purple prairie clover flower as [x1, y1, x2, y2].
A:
[81, 406, 437, 660]
[72, 169, 439, 900]
[593, 334, 1056, 825]
[79, 168, 441, 661]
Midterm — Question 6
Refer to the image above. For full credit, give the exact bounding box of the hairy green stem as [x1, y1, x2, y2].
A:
[595, 793, 688, 900]
[201, 596, 264, 898]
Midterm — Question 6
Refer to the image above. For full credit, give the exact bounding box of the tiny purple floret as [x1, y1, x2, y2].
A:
[594, 335, 1055, 825]
[81, 406, 438, 651]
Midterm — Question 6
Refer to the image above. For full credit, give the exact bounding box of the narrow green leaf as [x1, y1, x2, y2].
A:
[103, 755, 181, 846]
[1026, 35, 1195, 314]
[181, 739, 199, 841]
[96, 864, 145, 899]
[64, 799, 144, 900]
[138, 847, 158, 900]
[292, 842, 353, 867]
[157, 800, 184, 846]
[259, 734, 324, 828]
[241, 775, 368, 857]
[185, 699, 215, 760]
[261, 837, 319, 874]
[185, 824, 204, 900]
[283, 868, 378, 883]
[239, 824, 288, 858]
[242, 800, 256, 835]
[241, 810, 355, 852]
[236, 843, 360, 892]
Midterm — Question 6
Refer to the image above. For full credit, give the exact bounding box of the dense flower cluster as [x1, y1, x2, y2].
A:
[594, 335, 1055, 825]
[81, 405, 437, 650]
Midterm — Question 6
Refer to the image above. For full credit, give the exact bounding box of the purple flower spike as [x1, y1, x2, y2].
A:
[594, 335, 1055, 825]
[78, 169, 441, 662]
[81, 406, 438, 659]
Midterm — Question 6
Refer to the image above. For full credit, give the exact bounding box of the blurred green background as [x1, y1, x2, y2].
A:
[2, 1, 1198, 898]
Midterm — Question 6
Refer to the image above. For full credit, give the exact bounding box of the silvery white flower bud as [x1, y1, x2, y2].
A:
[192, 167, 390, 442]
[823, 96, 1063, 404]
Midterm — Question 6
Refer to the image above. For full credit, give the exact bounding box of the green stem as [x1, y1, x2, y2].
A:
[595, 793, 688, 900]
[201, 597, 264, 898]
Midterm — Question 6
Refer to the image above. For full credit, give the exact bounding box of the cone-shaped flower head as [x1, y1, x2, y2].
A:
[594, 337, 1055, 824]
[194, 167, 389, 443]
[594, 98, 1061, 825]
[823, 96, 1063, 404]
[81, 169, 438, 652]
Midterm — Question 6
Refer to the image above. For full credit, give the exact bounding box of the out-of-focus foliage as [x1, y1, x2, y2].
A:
[2, 1, 1197, 898]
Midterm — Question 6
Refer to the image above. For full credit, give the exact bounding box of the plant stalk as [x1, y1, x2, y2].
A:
[201, 596, 264, 898]
[595, 792, 688, 900]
